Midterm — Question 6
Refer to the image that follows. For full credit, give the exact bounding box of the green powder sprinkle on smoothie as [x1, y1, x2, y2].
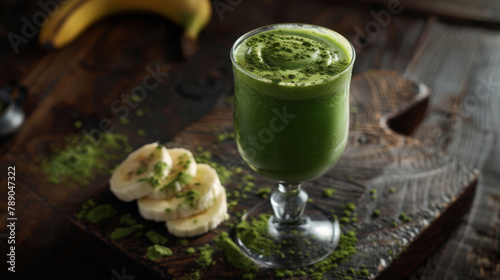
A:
[146, 245, 173, 261]
[234, 29, 350, 84]
[39, 132, 132, 187]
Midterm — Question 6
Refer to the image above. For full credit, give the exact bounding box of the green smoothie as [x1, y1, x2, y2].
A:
[231, 24, 355, 183]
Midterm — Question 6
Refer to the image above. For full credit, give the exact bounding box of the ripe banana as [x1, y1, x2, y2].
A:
[39, 0, 212, 57]
[146, 148, 197, 199]
[166, 187, 228, 238]
[137, 163, 221, 221]
[109, 143, 172, 202]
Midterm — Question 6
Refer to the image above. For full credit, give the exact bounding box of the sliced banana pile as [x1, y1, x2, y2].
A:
[110, 143, 228, 237]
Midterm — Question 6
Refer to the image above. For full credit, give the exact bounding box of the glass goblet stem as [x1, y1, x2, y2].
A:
[270, 183, 308, 224]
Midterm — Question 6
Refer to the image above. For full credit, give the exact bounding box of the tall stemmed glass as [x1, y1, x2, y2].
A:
[231, 24, 355, 268]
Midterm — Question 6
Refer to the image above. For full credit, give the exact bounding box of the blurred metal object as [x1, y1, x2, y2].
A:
[0, 81, 27, 140]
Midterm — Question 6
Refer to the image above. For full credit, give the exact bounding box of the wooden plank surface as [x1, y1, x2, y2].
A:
[1, 0, 498, 279]
[68, 70, 478, 280]
[356, 0, 500, 24]
[404, 19, 500, 280]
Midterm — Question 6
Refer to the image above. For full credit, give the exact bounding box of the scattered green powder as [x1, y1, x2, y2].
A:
[139, 176, 161, 188]
[154, 161, 168, 177]
[340, 217, 351, 224]
[196, 244, 215, 267]
[135, 109, 145, 117]
[76, 199, 97, 219]
[399, 213, 412, 223]
[110, 224, 144, 240]
[39, 132, 132, 187]
[186, 247, 196, 254]
[137, 129, 146, 136]
[217, 132, 235, 142]
[136, 166, 147, 175]
[85, 204, 116, 223]
[373, 210, 381, 217]
[74, 121, 82, 128]
[241, 273, 255, 280]
[145, 231, 169, 245]
[119, 117, 129, 124]
[345, 202, 356, 211]
[269, 229, 358, 279]
[182, 269, 202, 280]
[322, 188, 336, 198]
[255, 187, 272, 198]
[194, 150, 233, 185]
[389, 187, 396, 193]
[216, 232, 258, 272]
[178, 239, 189, 246]
[236, 215, 278, 258]
[119, 214, 137, 226]
[176, 190, 201, 207]
[130, 95, 142, 103]
[146, 245, 173, 261]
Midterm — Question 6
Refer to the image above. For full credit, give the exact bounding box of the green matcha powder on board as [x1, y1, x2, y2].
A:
[39, 132, 132, 187]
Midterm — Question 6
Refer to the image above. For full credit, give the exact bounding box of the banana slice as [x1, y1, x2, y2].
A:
[110, 143, 172, 202]
[137, 164, 221, 221]
[146, 148, 197, 199]
[166, 187, 228, 237]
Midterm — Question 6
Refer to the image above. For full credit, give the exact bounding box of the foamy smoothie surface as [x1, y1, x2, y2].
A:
[233, 27, 352, 86]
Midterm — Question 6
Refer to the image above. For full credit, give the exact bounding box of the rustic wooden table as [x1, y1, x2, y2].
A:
[0, 0, 499, 279]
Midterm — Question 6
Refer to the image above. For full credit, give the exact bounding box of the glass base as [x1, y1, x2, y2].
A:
[235, 200, 340, 269]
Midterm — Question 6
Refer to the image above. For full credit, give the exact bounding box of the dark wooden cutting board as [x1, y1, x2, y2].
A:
[70, 70, 478, 279]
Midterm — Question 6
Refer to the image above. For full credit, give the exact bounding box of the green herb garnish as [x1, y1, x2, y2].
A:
[146, 245, 173, 261]
[85, 204, 115, 223]
[145, 231, 168, 245]
[110, 224, 144, 240]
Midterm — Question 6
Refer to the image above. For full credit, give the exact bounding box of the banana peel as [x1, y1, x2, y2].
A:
[39, 0, 212, 58]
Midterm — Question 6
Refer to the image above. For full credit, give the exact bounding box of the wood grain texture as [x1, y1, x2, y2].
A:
[67, 71, 478, 280]
[404, 19, 500, 280]
[355, 0, 500, 24]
